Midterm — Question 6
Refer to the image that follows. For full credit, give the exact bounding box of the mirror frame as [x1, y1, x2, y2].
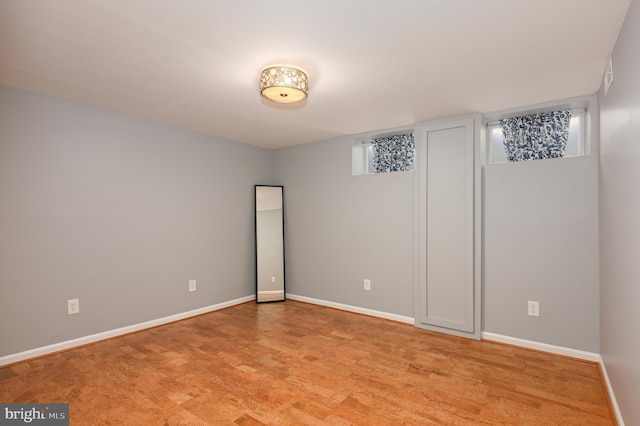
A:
[254, 185, 286, 303]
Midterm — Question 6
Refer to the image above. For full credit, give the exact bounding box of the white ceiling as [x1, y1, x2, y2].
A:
[0, 0, 631, 149]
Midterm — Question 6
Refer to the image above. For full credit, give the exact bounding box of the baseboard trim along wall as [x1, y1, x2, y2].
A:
[480, 332, 600, 362]
[286, 295, 601, 361]
[286, 293, 415, 325]
[597, 356, 626, 426]
[0, 295, 255, 367]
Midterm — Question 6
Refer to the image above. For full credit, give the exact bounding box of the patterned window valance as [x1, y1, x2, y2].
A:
[372, 133, 415, 173]
[500, 110, 571, 162]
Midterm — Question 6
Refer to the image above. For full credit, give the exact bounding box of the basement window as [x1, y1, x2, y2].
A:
[487, 109, 585, 164]
[352, 130, 415, 175]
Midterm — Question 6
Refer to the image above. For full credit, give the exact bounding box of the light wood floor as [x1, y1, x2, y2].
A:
[0, 301, 614, 425]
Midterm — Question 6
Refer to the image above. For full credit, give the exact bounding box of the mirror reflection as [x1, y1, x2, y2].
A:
[255, 185, 285, 303]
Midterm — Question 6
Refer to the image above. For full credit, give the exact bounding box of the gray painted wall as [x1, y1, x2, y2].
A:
[599, 0, 640, 422]
[275, 122, 601, 353]
[484, 156, 600, 352]
[0, 83, 606, 366]
[273, 136, 415, 317]
[0, 86, 273, 357]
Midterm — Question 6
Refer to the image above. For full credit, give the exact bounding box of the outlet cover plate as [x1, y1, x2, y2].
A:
[528, 301, 540, 317]
[189, 280, 197, 292]
[67, 298, 79, 315]
[364, 279, 371, 291]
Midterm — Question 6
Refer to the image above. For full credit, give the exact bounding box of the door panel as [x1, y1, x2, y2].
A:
[415, 116, 480, 339]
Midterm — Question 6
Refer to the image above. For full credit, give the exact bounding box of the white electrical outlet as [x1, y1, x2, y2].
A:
[528, 301, 540, 317]
[67, 298, 79, 315]
[364, 279, 371, 291]
[271, 276, 276, 283]
[189, 280, 197, 292]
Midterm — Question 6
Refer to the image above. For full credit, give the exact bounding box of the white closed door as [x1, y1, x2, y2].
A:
[414, 116, 480, 339]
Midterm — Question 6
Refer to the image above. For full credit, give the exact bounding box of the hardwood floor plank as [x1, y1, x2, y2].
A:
[0, 301, 614, 425]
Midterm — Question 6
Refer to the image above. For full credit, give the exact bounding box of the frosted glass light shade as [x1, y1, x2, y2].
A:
[260, 65, 308, 103]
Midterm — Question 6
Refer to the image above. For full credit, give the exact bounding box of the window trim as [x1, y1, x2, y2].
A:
[481, 94, 597, 165]
[351, 126, 415, 175]
[486, 108, 585, 164]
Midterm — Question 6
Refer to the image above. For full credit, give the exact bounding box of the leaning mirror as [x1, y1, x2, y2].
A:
[255, 185, 285, 303]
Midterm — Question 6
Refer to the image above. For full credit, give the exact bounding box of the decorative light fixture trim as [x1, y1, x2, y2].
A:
[260, 65, 309, 104]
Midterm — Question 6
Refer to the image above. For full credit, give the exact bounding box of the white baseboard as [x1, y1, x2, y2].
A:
[481, 331, 601, 362]
[286, 293, 414, 325]
[0, 295, 255, 367]
[597, 355, 625, 426]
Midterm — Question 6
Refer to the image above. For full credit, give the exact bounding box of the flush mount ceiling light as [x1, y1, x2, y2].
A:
[260, 65, 308, 104]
